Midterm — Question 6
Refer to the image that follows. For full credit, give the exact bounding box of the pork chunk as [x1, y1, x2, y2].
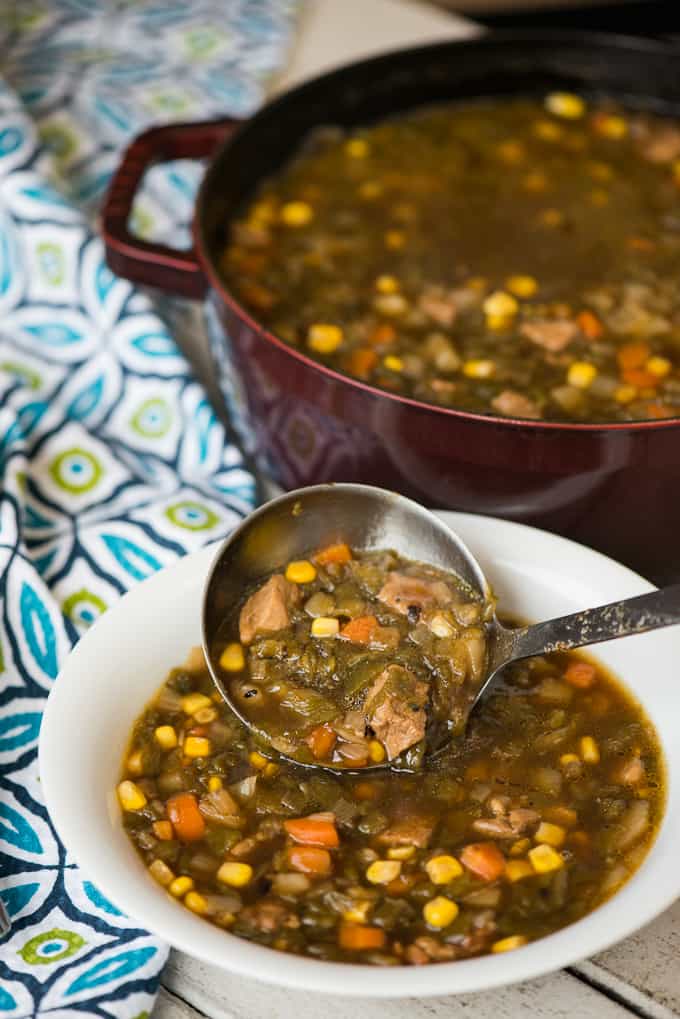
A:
[363, 665, 428, 760]
[239, 574, 299, 644]
[377, 813, 436, 849]
[520, 319, 578, 352]
[378, 572, 452, 616]
[238, 899, 299, 933]
[491, 389, 541, 420]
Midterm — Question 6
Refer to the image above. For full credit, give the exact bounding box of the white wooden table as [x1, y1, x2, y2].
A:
[155, 2, 678, 1015]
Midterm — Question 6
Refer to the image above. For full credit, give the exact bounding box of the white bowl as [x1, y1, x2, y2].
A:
[39, 512, 679, 997]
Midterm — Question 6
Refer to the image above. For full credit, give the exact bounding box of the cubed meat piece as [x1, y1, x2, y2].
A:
[508, 808, 540, 834]
[471, 817, 516, 839]
[239, 574, 299, 644]
[198, 788, 243, 827]
[377, 813, 436, 849]
[613, 756, 645, 786]
[405, 936, 457, 964]
[378, 572, 452, 616]
[418, 287, 458, 327]
[238, 899, 299, 933]
[520, 319, 578, 352]
[363, 665, 428, 760]
[491, 389, 541, 420]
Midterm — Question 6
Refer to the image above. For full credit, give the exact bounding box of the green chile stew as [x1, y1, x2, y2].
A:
[220, 94, 680, 423]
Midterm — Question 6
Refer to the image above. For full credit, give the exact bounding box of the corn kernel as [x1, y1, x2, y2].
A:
[208, 776, 223, 792]
[524, 170, 549, 192]
[528, 843, 564, 874]
[545, 92, 585, 119]
[366, 860, 401, 885]
[153, 820, 174, 841]
[505, 275, 538, 298]
[154, 725, 178, 749]
[483, 290, 518, 319]
[374, 294, 408, 317]
[540, 208, 565, 228]
[184, 891, 208, 914]
[249, 751, 269, 770]
[463, 359, 495, 379]
[368, 739, 386, 764]
[387, 845, 416, 861]
[359, 181, 383, 200]
[345, 138, 368, 158]
[307, 323, 343, 354]
[533, 119, 562, 141]
[595, 115, 628, 139]
[646, 356, 671, 378]
[509, 837, 531, 857]
[311, 616, 340, 638]
[126, 750, 144, 775]
[184, 736, 211, 758]
[285, 560, 317, 584]
[181, 692, 213, 716]
[195, 706, 217, 724]
[615, 384, 637, 404]
[560, 752, 580, 768]
[343, 901, 372, 923]
[383, 355, 404, 372]
[384, 230, 405, 250]
[567, 361, 597, 389]
[425, 855, 463, 885]
[264, 762, 280, 778]
[281, 201, 313, 227]
[535, 822, 566, 848]
[492, 935, 528, 953]
[588, 161, 614, 182]
[505, 860, 534, 883]
[496, 140, 525, 164]
[169, 876, 194, 898]
[117, 780, 147, 811]
[423, 896, 459, 929]
[149, 859, 175, 886]
[375, 274, 399, 294]
[580, 736, 600, 764]
[219, 642, 245, 672]
[217, 861, 253, 887]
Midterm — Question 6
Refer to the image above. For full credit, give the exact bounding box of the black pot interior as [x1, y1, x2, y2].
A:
[199, 32, 680, 263]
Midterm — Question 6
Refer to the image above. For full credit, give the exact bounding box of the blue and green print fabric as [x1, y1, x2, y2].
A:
[0, 2, 299, 1015]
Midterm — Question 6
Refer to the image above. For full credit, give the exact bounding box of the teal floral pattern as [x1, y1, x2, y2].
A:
[0, 2, 299, 1016]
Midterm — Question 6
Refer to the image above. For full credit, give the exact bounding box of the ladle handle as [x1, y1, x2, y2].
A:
[503, 583, 680, 663]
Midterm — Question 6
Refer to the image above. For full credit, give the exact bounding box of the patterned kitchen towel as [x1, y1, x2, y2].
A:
[0, 3, 299, 1016]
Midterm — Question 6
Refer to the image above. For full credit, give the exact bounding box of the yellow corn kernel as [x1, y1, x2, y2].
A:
[311, 616, 340, 638]
[126, 750, 144, 776]
[615, 384, 637, 404]
[149, 859, 175, 886]
[195, 706, 217, 724]
[596, 115, 628, 139]
[560, 752, 580, 768]
[387, 845, 416, 861]
[509, 837, 531, 857]
[535, 822, 566, 848]
[374, 293, 408, 317]
[425, 855, 463, 885]
[281, 201, 313, 227]
[567, 361, 597, 389]
[496, 140, 525, 164]
[528, 843, 564, 874]
[384, 229, 405, 250]
[492, 935, 528, 953]
[184, 891, 208, 914]
[540, 208, 565, 228]
[219, 642, 245, 672]
[366, 860, 401, 885]
[463, 359, 496, 379]
[483, 290, 518, 319]
[646, 356, 671, 378]
[285, 560, 317, 584]
[358, 181, 383, 200]
[545, 92, 585, 119]
[249, 751, 269, 770]
[533, 119, 562, 141]
[343, 901, 372, 923]
[580, 736, 600, 764]
[263, 762, 280, 778]
[375, 274, 399, 294]
[368, 740, 386, 764]
[184, 736, 211, 758]
[217, 861, 254, 888]
[117, 780, 147, 811]
[154, 725, 178, 750]
[505, 860, 534, 883]
[505, 275, 538, 298]
[169, 876, 194, 898]
[588, 161, 614, 182]
[383, 355, 404, 373]
[423, 896, 459, 929]
[181, 692, 213, 716]
[524, 170, 549, 192]
[307, 323, 343, 354]
[208, 776, 223, 792]
[345, 138, 368, 158]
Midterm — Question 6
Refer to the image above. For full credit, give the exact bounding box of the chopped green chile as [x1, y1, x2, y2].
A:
[119, 641, 664, 964]
[220, 95, 680, 423]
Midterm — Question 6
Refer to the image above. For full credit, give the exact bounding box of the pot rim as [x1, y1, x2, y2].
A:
[195, 29, 680, 435]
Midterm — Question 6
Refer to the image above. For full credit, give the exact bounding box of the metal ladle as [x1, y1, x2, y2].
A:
[202, 483, 680, 770]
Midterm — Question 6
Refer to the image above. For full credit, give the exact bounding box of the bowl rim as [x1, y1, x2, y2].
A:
[193, 30, 680, 434]
[39, 511, 680, 997]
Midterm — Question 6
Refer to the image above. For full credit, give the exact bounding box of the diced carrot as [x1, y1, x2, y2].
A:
[153, 820, 174, 841]
[338, 923, 386, 951]
[576, 310, 604, 340]
[621, 367, 658, 389]
[564, 661, 597, 689]
[343, 347, 378, 379]
[284, 816, 340, 848]
[460, 842, 506, 882]
[167, 793, 206, 842]
[617, 341, 650, 371]
[340, 615, 378, 644]
[306, 723, 337, 760]
[314, 542, 352, 566]
[368, 323, 396, 347]
[288, 845, 333, 875]
[646, 402, 674, 419]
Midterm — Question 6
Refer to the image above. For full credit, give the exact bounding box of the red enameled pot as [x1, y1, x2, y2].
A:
[102, 32, 680, 585]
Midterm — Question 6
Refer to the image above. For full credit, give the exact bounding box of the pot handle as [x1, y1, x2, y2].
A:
[102, 118, 240, 299]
